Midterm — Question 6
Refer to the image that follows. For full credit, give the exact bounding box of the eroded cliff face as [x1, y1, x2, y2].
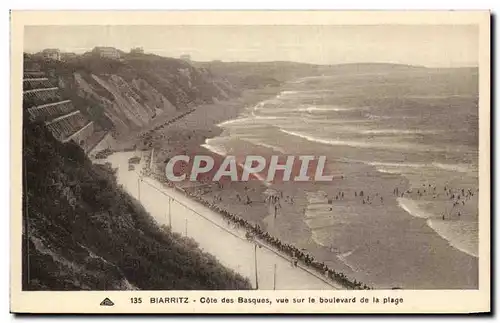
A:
[44, 54, 237, 136]
[72, 73, 176, 133]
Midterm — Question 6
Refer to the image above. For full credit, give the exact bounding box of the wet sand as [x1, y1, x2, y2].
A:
[112, 87, 478, 290]
[103, 151, 338, 290]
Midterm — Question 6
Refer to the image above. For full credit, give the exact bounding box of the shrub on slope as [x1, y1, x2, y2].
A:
[22, 119, 251, 290]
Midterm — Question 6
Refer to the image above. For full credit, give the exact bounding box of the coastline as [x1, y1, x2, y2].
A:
[109, 86, 478, 290]
[103, 151, 347, 290]
[110, 87, 371, 289]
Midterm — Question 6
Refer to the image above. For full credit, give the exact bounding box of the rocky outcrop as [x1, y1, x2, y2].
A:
[33, 54, 237, 136]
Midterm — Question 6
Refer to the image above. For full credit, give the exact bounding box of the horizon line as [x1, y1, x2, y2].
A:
[23, 48, 479, 69]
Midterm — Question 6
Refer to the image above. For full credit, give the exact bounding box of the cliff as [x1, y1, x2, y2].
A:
[22, 118, 251, 290]
[27, 53, 237, 136]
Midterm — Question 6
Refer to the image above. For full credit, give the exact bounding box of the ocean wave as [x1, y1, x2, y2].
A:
[306, 203, 332, 211]
[240, 138, 286, 153]
[369, 161, 426, 176]
[276, 90, 299, 99]
[309, 230, 362, 274]
[432, 162, 476, 173]
[397, 197, 479, 258]
[376, 168, 403, 175]
[201, 138, 228, 157]
[280, 129, 358, 147]
[279, 89, 335, 96]
[304, 209, 334, 221]
[310, 230, 328, 247]
[200, 144, 227, 157]
[360, 129, 441, 135]
[252, 100, 275, 110]
[337, 249, 359, 272]
[365, 113, 419, 121]
[217, 117, 253, 127]
[218, 112, 288, 127]
[367, 161, 424, 168]
[298, 105, 363, 113]
[304, 191, 361, 273]
[397, 197, 435, 219]
[406, 94, 477, 99]
[250, 110, 281, 120]
[340, 158, 477, 177]
[334, 159, 477, 186]
[254, 115, 280, 120]
[371, 161, 476, 176]
[279, 129, 449, 153]
[426, 219, 478, 258]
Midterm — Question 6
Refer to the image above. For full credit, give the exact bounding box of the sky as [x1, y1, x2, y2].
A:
[24, 25, 479, 67]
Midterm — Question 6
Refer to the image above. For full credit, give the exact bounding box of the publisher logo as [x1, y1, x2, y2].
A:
[100, 298, 115, 306]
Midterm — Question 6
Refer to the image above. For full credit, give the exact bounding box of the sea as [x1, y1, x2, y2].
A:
[201, 66, 479, 288]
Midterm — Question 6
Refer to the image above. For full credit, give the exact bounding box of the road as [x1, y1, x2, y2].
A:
[106, 152, 340, 290]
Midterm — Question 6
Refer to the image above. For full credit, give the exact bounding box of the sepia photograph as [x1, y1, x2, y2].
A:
[10, 10, 491, 314]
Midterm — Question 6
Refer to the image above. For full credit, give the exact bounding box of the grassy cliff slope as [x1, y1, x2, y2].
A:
[22, 117, 251, 290]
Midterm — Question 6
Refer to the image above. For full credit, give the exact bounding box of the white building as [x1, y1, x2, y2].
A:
[42, 49, 61, 61]
[92, 47, 121, 60]
[130, 47, 144, 54]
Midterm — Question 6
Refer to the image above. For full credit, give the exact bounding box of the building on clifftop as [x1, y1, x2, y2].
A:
[92, 46, 121, 60]
[42, 49, 61, 61]
[130, 47, 144, 54]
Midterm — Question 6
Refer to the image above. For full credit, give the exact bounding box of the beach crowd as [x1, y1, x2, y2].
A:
[148, 168, 371, 290]
[393, 184, 478, 219]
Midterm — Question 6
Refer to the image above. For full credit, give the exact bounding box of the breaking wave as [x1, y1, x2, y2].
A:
[360, 129, 441, 135]
[432, 162, 476, 174]
[397, 197, 478, 258]
[201, 138, 228, 157]
[279, 129, 452, 153]
[240, 138, 286, 153]
[426, 219, 478, 258]
[397, 197, 435, 219]
[298, 105, 364, 113]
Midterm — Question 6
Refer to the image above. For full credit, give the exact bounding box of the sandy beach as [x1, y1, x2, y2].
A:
[103, 151, 339, 290]
[106, 70, 479, 290]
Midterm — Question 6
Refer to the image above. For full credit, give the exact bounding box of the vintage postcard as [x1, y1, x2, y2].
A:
[10, 10, 490, 314]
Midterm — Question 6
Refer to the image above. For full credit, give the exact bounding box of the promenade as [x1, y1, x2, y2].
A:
[106, 151, 340, 290]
